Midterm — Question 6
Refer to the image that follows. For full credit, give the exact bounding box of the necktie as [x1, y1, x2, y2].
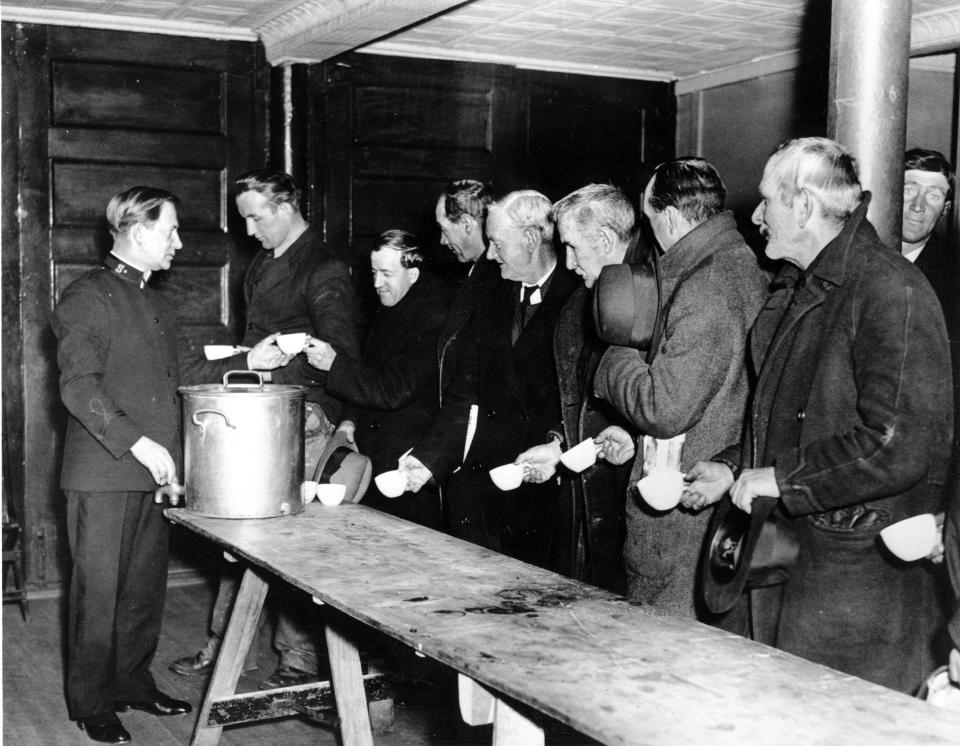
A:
[522, 284, 541, 306]
[513, 284, 540, 345]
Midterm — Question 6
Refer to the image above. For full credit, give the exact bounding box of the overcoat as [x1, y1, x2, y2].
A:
[551, 237, 648, 591]
[326, 273, 453, 527]
[594, 212, 768, 616]
[437, 256, 502, 404]
[716, 195, 954, 693]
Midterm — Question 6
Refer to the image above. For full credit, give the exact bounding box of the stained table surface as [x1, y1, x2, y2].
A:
[167, 504, 960, 745]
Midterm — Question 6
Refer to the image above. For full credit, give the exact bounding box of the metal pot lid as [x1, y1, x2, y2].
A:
[180, 370, 308, 397]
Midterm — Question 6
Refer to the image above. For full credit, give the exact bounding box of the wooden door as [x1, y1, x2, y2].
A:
[308, 53, 672, 277]
[1, 22, 268, 587]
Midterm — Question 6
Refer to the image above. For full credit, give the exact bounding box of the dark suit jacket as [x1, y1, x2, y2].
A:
[326, 273, 453, 525]
[415, 264, 578, 480]
[53, 256, 184, 492]
[236, 226, 362, 421]
[946, 470, 960, 656]
[413, 262, 577, 566]
[436, 256, 501, 404]
[915, 230, 959, 342]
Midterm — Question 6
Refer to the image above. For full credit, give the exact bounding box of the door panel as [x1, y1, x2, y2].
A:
[52, 60, 223, 132]
[2, 22, 267, 588]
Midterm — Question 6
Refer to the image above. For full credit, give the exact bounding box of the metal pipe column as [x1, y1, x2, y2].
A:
[828, 0, 913, 248]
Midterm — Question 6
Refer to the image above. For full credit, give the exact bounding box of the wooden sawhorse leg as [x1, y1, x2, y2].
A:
[458, 674, 545, 746]
[324, 611, 374, 745]
[191, 565, 269, 746]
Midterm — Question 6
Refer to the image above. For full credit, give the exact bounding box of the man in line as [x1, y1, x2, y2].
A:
[171, 170, 362, 689]
[305, 230, 453, 527]
[515, 183, 647, 590]
[53, 187, 196, 743]
[434, 179, 501, 405]
[592, 159, 768, 617]
[901, 148, 957, 339]
[402, 190, 579, 569]
[684, 138, 953, 693]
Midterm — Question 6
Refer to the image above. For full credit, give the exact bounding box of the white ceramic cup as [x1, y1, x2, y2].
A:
[375, 469, 408, 498]
[636, 469, 686, 511]
[276, 332, 308, 354]
[315, 483, 347, 506]
[300, 480, 319, 502]
[204, 345, 237, 361]
[879, 513, 939, 561]
[489, 462, 525, 491]
[559, 438, 600, 473]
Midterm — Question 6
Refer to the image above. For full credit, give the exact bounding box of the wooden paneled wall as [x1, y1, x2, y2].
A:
[307, 54, 674, 277]
[1, 22, 268, 587]
[2, 29, 673, 591]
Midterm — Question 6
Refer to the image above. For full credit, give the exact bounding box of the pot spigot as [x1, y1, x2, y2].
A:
[155, 476, 186, 507]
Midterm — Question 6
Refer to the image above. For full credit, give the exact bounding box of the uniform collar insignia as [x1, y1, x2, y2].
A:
[105, 252, 148, 288]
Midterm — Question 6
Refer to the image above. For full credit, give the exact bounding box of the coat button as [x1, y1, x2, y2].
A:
[797, 408, 805, 421]
[486, 409, 496, 418]
[471, 462, 484, 473]
[247, 323, 254, 330]
[368, 422, 381, 431]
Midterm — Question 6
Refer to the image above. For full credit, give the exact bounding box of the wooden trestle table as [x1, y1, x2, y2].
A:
[166, 503, 960, 745]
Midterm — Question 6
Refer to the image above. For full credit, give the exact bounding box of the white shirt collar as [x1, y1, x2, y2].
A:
[519, 260, 556, 305]
[902, 245, 924, 263]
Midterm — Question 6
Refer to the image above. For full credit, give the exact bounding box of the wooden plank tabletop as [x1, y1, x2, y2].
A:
[167, 504, 960, 746]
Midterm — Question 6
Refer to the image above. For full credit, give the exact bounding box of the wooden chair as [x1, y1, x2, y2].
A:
[2, 518, 29, 621]
[2, 442, 28, 621]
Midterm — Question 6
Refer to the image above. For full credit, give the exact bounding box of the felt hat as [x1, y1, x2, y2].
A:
[311, 431, 372, 504]
[700, 495, 798, 614]
[592, 260, 660, 350]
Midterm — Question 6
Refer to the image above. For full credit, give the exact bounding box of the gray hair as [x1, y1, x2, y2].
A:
[764, 137, 862, 222]
[488, 190, 555, 248]
[552, 183, 635, 243]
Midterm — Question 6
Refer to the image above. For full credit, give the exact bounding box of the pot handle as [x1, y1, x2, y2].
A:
[191, 409, 237, 429]
[222, 370, 264, 389]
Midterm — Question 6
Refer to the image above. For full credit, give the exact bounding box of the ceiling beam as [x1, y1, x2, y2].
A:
[258, 0, 467, 65]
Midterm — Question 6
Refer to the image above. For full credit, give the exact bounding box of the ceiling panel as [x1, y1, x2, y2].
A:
[3, 0, 959, 85]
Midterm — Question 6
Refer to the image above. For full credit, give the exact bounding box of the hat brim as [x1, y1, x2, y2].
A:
[700, 495, 784, 614]
[312, 431, 372, 504]
[592, 261, 660, 349]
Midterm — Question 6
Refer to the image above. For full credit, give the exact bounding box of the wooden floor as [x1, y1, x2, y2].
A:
[2, 578, 513, 745]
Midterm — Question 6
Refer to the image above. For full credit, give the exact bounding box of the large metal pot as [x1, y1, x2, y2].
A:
[179, 371, 307, 518]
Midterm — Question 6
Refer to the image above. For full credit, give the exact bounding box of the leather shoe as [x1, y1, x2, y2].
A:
[78, 713, 131, 743]
[115, 690, 192, 716]
[169, 651, 214, 676]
